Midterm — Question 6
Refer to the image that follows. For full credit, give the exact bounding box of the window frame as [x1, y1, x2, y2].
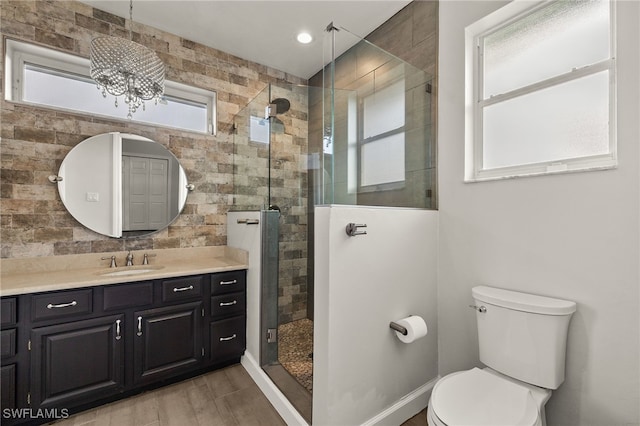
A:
[464, 0, 617, 182]
[4, 38, 217, 135]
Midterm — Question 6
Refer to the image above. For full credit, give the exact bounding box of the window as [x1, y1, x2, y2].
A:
[5, 39, 216, 134]
[359, 78, 405, 190]
[250, 115, 270, 144]
[465, 0, 616, 181]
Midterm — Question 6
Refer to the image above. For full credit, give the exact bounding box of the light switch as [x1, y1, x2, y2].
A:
[86, 192, 99, 202]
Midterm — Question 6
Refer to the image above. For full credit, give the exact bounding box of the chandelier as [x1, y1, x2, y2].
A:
[90, 0, 165, 119]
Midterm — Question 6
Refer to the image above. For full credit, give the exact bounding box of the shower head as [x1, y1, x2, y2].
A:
[270, 98, 290, 114]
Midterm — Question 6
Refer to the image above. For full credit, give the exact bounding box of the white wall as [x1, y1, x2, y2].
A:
[61, 133, 116, 236]
[313, 205, 439, 425]
[438, 1, 640, 425]
[227, 211, 308, 426]
[227, 211, 262, 359]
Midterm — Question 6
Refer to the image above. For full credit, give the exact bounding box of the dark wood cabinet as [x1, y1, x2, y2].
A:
[0, 269, 246, 425]
[30, 314, 125, 408]
[210, 316, 246, 362]
[1, 297, 19, 415]
[1, 298, 17, 326]
[31, 289, 93, 322]
[133, 301, 203, 384]
[1, 364, 16, 410]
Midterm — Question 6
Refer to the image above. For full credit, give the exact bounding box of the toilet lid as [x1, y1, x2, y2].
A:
[432, 368, 539, 426]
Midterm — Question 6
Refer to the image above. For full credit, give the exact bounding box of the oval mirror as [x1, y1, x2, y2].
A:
[57, 132, 190, 238]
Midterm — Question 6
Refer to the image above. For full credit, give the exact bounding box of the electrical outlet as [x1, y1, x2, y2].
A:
[86, 192, 99, 202]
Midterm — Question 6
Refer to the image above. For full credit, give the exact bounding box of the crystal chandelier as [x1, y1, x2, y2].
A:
[90, 0, 165, 119]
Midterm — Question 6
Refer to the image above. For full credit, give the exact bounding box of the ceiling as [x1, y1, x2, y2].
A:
[80, 1, 412, 79]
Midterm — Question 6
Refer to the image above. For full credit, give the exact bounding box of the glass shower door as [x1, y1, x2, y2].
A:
[233, 82, 318, 423]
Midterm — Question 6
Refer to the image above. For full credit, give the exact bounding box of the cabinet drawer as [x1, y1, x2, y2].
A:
[161, 276, 203, 303]
[1, 298, 17, 326]
[32, 289, 93, 321]
[104, 282, 154, 311]
[1, 364, 16, 410]
[210, 316, 245, 362]
[211, 292, 245, 319]
[211, 271, 246, 295]
[1, 329, 16, 358]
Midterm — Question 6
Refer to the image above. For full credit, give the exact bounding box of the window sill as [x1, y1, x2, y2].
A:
[465, 159, 618, 183]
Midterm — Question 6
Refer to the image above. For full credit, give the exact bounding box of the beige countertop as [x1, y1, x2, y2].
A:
[0, 246, 248, 296]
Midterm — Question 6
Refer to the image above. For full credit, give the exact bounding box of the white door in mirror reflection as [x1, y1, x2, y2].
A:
[56, 132, 190, 239]
[123, 156, 169, 232]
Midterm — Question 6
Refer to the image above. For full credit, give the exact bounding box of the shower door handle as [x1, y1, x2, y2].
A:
[237, 219, 259, 225]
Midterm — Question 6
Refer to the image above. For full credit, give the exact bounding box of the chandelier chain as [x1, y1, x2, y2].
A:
[129, 0, 133, 41]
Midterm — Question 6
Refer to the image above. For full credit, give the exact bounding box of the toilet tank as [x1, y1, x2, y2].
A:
[472, 286, 576, 390]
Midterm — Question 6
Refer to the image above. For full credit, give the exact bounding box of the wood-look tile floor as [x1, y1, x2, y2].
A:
[53, 364, 427, 426]
[52, 365, 286, 426]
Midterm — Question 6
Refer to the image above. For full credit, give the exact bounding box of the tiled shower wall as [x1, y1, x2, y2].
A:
[0, 0, 305, 259]
[269, 86, 310, 324]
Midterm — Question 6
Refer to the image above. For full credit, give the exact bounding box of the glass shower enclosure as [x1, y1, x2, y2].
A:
[232, 24, 434, 423]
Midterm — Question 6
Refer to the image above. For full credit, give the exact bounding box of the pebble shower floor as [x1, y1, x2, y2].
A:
[278, 318, 313, 392]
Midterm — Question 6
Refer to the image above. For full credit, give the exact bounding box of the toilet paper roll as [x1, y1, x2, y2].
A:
[394, 316, 428, 344]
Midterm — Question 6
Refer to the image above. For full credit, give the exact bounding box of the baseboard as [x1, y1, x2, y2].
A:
[362, 376, 440, 426]
[241, 352, 309, 426]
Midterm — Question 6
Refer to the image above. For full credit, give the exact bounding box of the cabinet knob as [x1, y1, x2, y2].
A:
[137, 316, 143, 336]
[115, 319, 122, 340]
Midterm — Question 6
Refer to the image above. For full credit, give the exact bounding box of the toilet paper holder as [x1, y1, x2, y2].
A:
[389, 321, 408, 336]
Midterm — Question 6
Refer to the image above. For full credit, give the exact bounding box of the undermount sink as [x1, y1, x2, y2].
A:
[97, 265, 165, 277]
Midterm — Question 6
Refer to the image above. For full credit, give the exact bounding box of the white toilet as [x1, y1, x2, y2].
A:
[427, 286, 576, 426]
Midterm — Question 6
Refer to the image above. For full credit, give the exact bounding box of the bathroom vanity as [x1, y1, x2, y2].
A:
[0, 247, 247, 424]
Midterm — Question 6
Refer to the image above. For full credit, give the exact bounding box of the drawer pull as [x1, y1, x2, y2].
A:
[219, 280, 237, 286]
[46, 301, 77, 309]
[219, 334, 237, 342]
[173, 285, 194, 293]
[219, 300, 238, 307]
[115, 319, 122, 340]
[137, 316, 143, 336]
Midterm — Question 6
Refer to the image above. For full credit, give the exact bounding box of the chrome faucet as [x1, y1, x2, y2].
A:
[101, 255, 117, 268]
[142, 253, 157, 265]
[126, 251, 134, 266]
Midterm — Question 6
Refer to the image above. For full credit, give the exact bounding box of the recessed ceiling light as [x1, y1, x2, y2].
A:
[296, 32, 313, 44]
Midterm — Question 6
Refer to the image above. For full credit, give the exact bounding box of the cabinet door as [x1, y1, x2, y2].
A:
[133, 302, 202, 385]
[31, 315, 125, 409]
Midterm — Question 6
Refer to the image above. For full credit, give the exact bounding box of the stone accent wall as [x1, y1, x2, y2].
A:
[0, 0, 305, 259]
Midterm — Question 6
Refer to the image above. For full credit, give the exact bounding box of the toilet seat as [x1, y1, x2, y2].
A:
[430, 368, 541, 426]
